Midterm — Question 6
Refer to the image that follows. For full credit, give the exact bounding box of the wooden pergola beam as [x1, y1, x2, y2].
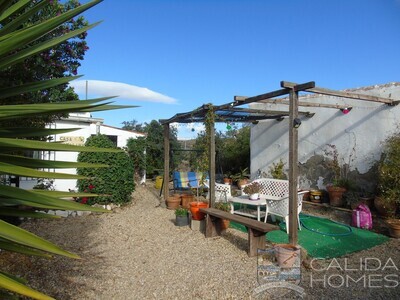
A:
[282, 81, 397, 105]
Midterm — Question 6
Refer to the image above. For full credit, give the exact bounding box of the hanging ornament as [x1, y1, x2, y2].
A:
[191, 128, 195, 132]
[226, 122, 232, 130]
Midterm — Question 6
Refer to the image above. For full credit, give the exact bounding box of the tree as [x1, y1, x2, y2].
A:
[0, 0, 129, 298]
[126, 136, 147, 181]
[0, 0, 90, 128]
[121, 119, 145, 132]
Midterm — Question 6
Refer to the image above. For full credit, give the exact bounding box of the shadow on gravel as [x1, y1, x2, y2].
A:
[0, 213, 108, 299]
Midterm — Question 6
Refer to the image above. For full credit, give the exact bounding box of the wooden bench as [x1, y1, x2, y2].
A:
[199, 207, 278, 257]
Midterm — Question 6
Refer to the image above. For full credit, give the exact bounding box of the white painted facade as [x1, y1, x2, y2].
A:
[249, 82, 400, 189]
[20, 112, 145, 192]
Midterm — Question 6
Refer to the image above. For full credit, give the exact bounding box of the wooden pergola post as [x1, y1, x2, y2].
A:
[163, 123, 170, 201]
[209, 119, 216, 207]
[288, 89, 299, 245]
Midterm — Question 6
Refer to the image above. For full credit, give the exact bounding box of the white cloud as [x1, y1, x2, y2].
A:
[69, 80, 177, 104]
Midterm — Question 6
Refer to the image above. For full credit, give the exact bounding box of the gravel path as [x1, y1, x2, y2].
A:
[1, 183, 399, 299]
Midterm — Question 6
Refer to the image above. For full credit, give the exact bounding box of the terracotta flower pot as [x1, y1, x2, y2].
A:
[181, 194, 195, 209]
[166, 196, 181, 210]
[327, 186, 346, 207]
[220, 219, 230, 231]
[386, 219, 400, 238]
[190, 202, 208, 220]
[237, 178, 248, 189]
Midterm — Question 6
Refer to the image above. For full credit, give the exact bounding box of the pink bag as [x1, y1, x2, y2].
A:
[352, 204, 372, 230]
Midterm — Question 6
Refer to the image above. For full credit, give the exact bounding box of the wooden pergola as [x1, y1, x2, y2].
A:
[160, 80, 397, 245]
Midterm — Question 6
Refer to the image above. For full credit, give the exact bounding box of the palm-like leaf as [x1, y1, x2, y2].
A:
[0, 0, 132, 298]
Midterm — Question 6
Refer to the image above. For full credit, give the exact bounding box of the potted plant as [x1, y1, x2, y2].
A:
[243, 181, 261, 200]
[223, 173, 232, 185]
[214, 202, 231, 230]
[324, 144, 354, 207]
[232, 167, 249, 189]
[269, 159, 286, 179]
[175, 207, 189, 226]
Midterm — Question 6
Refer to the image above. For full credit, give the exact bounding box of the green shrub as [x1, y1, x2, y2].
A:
[77, 134, 135, 205]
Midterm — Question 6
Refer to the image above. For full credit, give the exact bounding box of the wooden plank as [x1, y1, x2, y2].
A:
[288, 90, 299, 246]
[236, 95, 351, 110]
[283, 81, 395, 105]
[248, 228, 267, 257]
[200, 208, 278, 232]
[281, 81, 315, 92]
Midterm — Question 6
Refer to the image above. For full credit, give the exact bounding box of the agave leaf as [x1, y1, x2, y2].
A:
[0, 207, 60, 219]
[0, 219, 80, 258]
[0, 75, 82, 100]
[0, 127, 82, 138]
[0, 240, 52, 258]
[0, 162, 87, 179]
[0, 154, 108, 168]
[0, 271, 55, 300]
[0, 137, 122, 152]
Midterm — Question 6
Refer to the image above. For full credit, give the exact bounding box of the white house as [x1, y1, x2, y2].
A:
[249, 82, 400, 192]
[19, 112, 145, 191]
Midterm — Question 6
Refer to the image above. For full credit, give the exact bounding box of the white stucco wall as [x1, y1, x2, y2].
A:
[250, 82, 400, 188]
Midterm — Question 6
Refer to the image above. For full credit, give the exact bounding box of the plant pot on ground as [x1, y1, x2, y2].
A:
[166, 194, 181, 210]
[214, 202, 231, 230]
[386, 219, 400, 238]
[189, 201, 208, 220]
[175, 207, 189, 226]
[181, 194, 195, 209]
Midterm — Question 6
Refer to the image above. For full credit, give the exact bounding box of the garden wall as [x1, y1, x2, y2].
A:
[249, 82, 400, 194]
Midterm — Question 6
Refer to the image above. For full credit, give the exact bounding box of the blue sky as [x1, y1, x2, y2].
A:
[70, 0, 400, 138]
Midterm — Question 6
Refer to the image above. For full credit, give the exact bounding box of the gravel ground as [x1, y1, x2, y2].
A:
[0, 183, 399, 299]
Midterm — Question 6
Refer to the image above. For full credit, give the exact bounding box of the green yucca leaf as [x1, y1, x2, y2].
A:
[0, 127, 82, 138]
[0, 162, 87, 179]
[0, 0, 30, 23]
[0, 185, 109, 212]
[0, 0, 102, 56]
[0, 137, 122, 152]
[0, 76, 82, 100]
[0, 240, 52, 258]
[0, 0, 48, 36]
[0, 207, 60, 219]
[0, 272, 54, 300]
[0, 154, 108, 169]
[29, 190, 100, 199]
[0, 219, 80, 258]
[0, 21, 102, 70]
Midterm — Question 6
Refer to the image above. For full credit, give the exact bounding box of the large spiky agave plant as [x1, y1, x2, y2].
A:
[0, 1, 136, 299]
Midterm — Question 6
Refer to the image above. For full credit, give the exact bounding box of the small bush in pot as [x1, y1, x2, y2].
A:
[175, 207, 189, 226]
[243, 182, 261, 195]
